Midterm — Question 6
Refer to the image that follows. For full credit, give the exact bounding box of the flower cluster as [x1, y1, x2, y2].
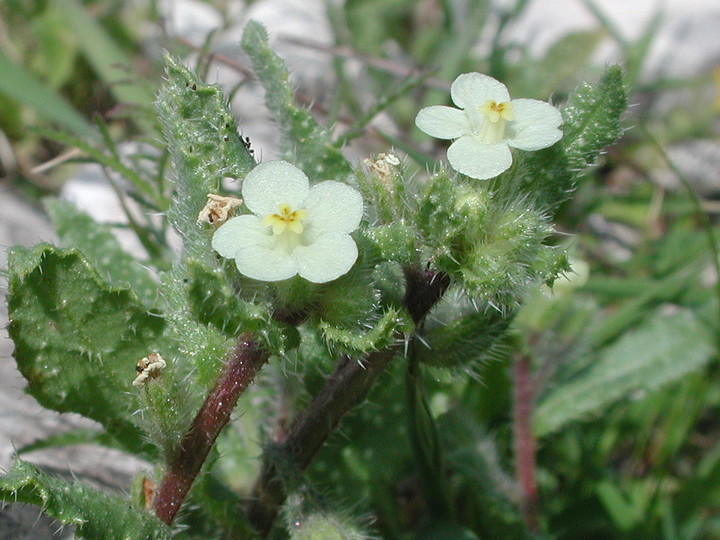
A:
[415, 73, 562, 180]
[212, 161, 363, 283]
[212, 73, 561, 284]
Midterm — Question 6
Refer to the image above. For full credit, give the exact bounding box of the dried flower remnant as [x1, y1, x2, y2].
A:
[133, 353, 167, 386]
[197, 193, 243, 227]
[415, 72, 563, 180]
[363, 152, 400, 175]
[212, 161, 363, 283]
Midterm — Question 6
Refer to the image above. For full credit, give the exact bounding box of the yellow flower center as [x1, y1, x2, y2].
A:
[477, 100, 513, 143]
[262, 204, 307, 235]
[480, 100, 514, 122]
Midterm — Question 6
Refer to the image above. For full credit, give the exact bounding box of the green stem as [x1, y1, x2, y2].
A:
[406, 351, 454, 520]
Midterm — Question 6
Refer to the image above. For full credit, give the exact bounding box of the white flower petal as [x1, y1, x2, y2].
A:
[415, 106, 472, 139]
[506, 99, 563, 151]
[212, 215, 270, 258]
[447, 136, 512, 180]
[303, 181, 363, 236]
[451, 73, 510, 110]
[234, 244, 298, 281]
[294, 234, 359, 283]
[242, 161, 309, 216]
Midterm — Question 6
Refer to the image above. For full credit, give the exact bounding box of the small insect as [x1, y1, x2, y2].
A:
[242, 135, 255, 156]
[133, 353, 167, 387]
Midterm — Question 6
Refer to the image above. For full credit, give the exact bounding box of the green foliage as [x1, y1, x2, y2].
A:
[185, 258, 297, 357]
[320, 307, 410, 354]
[437, 410, 527, 538]
[57, 0, 155, 110]
[0, 460, 171, 539]
[508, 66, 627, 213]
[283, 492, 372, 540]
[0, 47, 92, 136]
[155, 52, 256, 391]
[459, 205, 556, 306]
[7, 245, 164, 455]
[356, 156, 408, 223]
[156, 52, 256, 262]
[286, 512, 369, 540]
[45, 197, 159, 304]
[416, 306, 512, 369]
[241, 21, 353, 180]
[186, 258, 270, 336]
[534, 309, 715, 437]
[416, 171, 488, 267]
[362, 222, 419, 265]
[561, 66, 627, 171]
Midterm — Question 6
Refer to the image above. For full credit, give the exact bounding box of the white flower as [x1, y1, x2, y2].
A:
[212, 161, 363, 283]
[415, 72, 563, 180]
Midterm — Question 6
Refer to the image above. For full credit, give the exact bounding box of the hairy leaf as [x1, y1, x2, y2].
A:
[416, 308, 512, 369]
[7, 245, 165, 454]
[45, 197, 158, 305]
[506, 66, 627, 213]
[156, 53, 255, 263]
[0, 460, 171, 539]
[241, 21, 352, 180]
[320, 308, 410, 354]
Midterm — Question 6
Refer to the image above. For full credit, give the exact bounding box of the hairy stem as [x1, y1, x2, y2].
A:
[512, 353, 539, 533]
[153, 334, 269, 525]
[247, 268, 449, 535]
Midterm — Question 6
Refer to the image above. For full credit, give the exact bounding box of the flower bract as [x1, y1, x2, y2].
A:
[415, 72, 563, 180]
[212, 161, 363, 283]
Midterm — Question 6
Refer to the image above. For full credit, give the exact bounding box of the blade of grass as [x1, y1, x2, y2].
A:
[39, 127, 166, 210]
[640, 125, 720, 345]
[0, 49, 93, 136]
[58, 0, 154, 108]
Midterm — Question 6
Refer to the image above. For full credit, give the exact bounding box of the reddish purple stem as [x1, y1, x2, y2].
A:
[153, 334, 269, 525]
[513, 353, 539, 533]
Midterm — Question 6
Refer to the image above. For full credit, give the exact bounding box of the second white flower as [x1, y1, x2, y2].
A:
[415, 72, 563, 180]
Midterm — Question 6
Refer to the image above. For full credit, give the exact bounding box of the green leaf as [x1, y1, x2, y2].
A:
[0, 460, 171, 539]
[7, 245, 165, 454]
[241, 21, 353, 180]
[58, 0, 154, 108]
[561, 65, 627, 171]
[17, 429, 116, 455]
[407, 362, 453, 520]
[44, 198, 158, 305]
[286, 511, 370, 540]
[156, 53, 256, 263]
[416, 307, 512, 369]
[534, 309, 715, 437]
[437, 409, 525, 535]
[184, 259, 294, 360]
[186, 259, 270, 336]
[362, 222, 419, 265]
[508, 66, 626, 213]
[0, 48, 92, 136]
[320, 308, 410, 354]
